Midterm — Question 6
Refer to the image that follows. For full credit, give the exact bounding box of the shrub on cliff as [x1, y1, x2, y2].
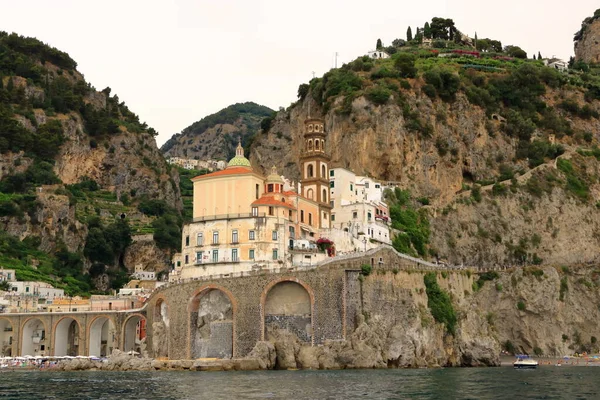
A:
[424, 272, 457, 335]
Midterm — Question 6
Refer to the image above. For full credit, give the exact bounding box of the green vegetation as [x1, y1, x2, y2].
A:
[472, 271, 499, 291]
[557, 158, 589, 201]
[559, 277, 569, 301]
[424, 272, 457, 335]
[517, 300, 526, 311]
[176, 167, 208, 221]
[360, 264, 372, 276]
[386, 188, 430, 257]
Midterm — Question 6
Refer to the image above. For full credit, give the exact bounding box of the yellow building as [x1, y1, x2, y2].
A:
[171, 120, 333, 281]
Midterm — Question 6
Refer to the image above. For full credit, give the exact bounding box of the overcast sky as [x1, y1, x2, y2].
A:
[1, 0, 597, 146]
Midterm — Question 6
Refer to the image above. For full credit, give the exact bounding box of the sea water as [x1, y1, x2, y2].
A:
[1, 367, 599, 399]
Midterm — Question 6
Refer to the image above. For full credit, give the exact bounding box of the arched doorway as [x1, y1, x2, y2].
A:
[21, 318, 46, 356]
[53, 318, 80, 356]
[88, 316, 116, 357]
[122, 315, 147, 354]
[152, 299, 169, 358]
[0, 318, 13, 356]
[189, 288, 233, 359]
[263, 280, 312, 343]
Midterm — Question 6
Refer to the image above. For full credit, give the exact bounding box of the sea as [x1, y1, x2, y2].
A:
[1, 366, 599, 399]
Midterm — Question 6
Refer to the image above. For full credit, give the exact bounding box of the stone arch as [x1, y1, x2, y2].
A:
[152, 297, 170, 358]
[322, 188, 327, 203]
[187, 285, 237, 359]
[88, 315, 117, 357]
[308, 124, 313, 132]
[307, 188, 314, 200]
[307, 139, 313, 151]
[21, 317, 47, 356]
[0, 317, 14, 356]
[261, 278, 314, 344]
[315, 140, 320, 151]
[53, 317, 82, 356]
[321, 164, 326, 178]
[122, 313, 147, 354]
[307, 164, 314, 178]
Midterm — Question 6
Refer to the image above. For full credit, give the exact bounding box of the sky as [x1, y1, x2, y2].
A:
[1, 0, 597, 147]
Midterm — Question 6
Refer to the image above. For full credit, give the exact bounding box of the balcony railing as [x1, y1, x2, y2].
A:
[193, 212, 266, 222]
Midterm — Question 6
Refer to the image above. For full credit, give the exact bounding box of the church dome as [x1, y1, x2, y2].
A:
[227, 139, 252, 169]
[266, 166, 284, 183]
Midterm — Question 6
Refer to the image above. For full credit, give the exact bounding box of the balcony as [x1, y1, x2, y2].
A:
[193, 212, 266, 222]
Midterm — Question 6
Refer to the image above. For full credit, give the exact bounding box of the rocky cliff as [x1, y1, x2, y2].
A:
[161, 102, 273, 161]
[575, 9, 600, 64]
[0, 32, 181, 293]
[247, 51, 600, 266]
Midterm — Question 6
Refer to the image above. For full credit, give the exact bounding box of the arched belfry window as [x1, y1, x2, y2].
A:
[308, 124, 313, 132]
[315, 140, 320, 151]
[307, 189, 314, 200]
[321, 165, 326, 178]
[307, 164, 314, 178]
[322, 188, 327, 202]
[308, 140, 313, 151]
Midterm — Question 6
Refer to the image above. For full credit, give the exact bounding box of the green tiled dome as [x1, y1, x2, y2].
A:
[227, 155, 252, 168]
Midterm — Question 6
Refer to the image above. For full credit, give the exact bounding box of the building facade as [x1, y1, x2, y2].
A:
[171, 125, 334, 281]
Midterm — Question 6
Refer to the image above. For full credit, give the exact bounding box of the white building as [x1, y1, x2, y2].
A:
[0, 269, 16, 282]
[131, 264, 156, 281]
[7, 281, 64, 299]
[367, 50, 390, 59]
[543, 58, 568, 72]
[329, 168, 391, 245]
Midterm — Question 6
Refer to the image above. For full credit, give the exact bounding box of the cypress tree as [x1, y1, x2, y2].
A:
[533, 54, 536, 60]
[376, 38, 383, 49]
[538, 51, 542, 60]
[424, 22, 431, 39]
[407, 27, 413, 42]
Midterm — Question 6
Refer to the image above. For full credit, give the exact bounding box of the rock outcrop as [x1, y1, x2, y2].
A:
[575, 11, 600, 64]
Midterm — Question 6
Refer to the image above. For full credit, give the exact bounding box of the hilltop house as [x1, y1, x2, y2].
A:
[543, 58, 568, 72]
[367, 50, 390, 59]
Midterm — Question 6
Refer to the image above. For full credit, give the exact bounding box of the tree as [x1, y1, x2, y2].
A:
[533, 54, 536, 60]
[474, 31, 478, 46]
[376, 38, 382, 50]
[393, 53, 417, 78]
[538, 51, 542, 60]
[392, 38, 406, 48]
[414, 27, 423, 43]
[424, 22, 432, 39]
[505, 45, 527, 59]
[406, 26, 413, 42]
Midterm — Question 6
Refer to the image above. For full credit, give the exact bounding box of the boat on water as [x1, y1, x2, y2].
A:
[513, 355, 539, 369]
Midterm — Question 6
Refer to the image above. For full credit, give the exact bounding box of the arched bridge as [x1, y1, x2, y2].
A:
[1, 247, 442, 359]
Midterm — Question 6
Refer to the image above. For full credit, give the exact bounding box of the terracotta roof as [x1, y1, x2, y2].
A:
[282, 190, 298, 196]
[252, 196, 295, 209]
[191, 167, 253, 181]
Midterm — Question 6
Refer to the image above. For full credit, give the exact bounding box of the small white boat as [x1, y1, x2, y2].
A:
[514, 355, 539, 369]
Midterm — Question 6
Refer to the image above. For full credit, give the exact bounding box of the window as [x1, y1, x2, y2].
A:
[196, 233, 203, 246]
[272, 249, 278, 260]
[330, 170, 334, 177]
[307, 164, 314, 177]
[368, 212, 372, 220]
[232, 248, 238, 262]
[249, 249, 255, 259]
[252, 207, 258, 217]
[256, 184, 259, 199]
[196, 251, 203, 263]
[330, 181, 334, 188]
[350, 184, 353, 191]
[322, 189, 327, 202]
[232, 230, 238, 243]
[269, 206, 274, 216]
[353, 211, 358, 219]
[249, 230, 255, 240]
[272, 230, 278, 240]
[185, 255, 189, 265]
[212, 250, 218, 263]
[307, 189, 314, 200]
[185, 236, 190, 246]
[288, 210, 292, 218]
[212, 231, 219, 244]
[268, 183, 274, 193]
[375, 184, 380, 189]
[308, 213, 313, 226]
[300, 210, 304, 223]
[331, 214, 336, 221]
[365, 182, 369, 189]
[321, 165, 326, 177]
[323, 212, 328, 220]
[26, 286, 30, 293]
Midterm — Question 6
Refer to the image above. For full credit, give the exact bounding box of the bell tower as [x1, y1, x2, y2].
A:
[300, 118, 331, 208]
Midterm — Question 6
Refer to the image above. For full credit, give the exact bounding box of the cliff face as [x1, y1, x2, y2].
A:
[161, 102, 273, 161]
[575, 12, 600, 64]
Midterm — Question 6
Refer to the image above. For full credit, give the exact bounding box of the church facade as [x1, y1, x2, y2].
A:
[170, 119, 333, 281]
